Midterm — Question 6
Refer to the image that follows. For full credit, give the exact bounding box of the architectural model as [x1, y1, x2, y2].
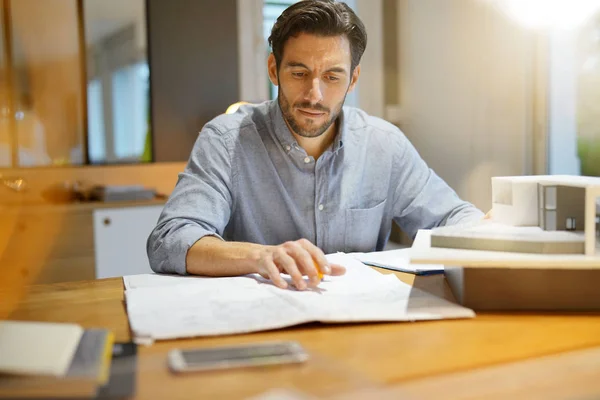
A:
[430, 175, 600, 255]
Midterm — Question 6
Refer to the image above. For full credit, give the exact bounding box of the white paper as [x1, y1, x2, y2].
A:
[123, 252, 381, 291]
[123, 273, 207, 290]
[125, 278, 310, 339]
[123, 253, 473, 342]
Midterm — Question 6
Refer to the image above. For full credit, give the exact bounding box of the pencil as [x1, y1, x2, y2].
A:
[313, 260, 324, 280]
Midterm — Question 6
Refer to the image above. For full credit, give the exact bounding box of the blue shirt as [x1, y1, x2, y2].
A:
[148, 100, 483, 274]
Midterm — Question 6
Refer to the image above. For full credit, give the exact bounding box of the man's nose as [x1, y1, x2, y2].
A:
[306, 77, 323, 105]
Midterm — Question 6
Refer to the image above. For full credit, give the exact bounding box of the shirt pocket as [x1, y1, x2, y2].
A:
[344, 199, 387, 252]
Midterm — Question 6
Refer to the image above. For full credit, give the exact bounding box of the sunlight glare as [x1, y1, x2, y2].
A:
[492, 0, 600, 29]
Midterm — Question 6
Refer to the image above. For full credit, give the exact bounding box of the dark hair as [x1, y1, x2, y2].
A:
[268, 0, 367, 73]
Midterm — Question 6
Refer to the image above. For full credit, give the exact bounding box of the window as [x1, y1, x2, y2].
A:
[87, 79, 105, 163]
[547, 10, 600, 176]
[111, 62, 149, 162]
[0, 0, 150, 167]
[85, 4, 150, 165]
[576, 12, 600, 176]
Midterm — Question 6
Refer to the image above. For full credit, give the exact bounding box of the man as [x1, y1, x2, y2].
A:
[147, 0, 483, 290]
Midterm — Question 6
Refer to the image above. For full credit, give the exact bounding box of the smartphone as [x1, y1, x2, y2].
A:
[167, 341, 309, 373]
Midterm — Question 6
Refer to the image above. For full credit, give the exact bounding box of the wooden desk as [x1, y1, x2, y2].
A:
[5, 270, 600, 399]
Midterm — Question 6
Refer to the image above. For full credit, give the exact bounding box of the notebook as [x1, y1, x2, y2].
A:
[0, 322, 119, 398]
[67, 328, 114, 384]
[0, 321, 83, 376]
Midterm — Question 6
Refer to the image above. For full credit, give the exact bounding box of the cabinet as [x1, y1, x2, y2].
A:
[1, 204, 96, 285]
[1, 200, 165, 284]
[93, 205, 163, 279]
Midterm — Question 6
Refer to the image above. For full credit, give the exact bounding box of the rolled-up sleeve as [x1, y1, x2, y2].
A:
[391, 132, 484, 238]
[147, 125, 234, 275]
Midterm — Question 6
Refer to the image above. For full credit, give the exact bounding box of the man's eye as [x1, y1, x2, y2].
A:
[292, 72, 305, 77]
[326, 76, 340, 82]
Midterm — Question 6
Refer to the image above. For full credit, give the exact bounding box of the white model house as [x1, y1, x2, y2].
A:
[430, 175, 600, 255]
[491, 175, 600, 255]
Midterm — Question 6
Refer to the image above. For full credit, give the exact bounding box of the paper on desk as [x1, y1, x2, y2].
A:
[275, 272, 468, 323]
[123, 273, 207, 290]
[349, 231, 443, 275]
[123, 253, 473, 342]
[122, 251, 382, 290]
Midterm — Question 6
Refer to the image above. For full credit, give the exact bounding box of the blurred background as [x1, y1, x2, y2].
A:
[1, 0, 600, 301]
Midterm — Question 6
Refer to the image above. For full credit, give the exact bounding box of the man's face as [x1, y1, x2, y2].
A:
[268, 33, 360, 139]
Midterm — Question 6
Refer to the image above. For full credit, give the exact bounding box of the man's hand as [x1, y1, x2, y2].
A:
[255, 238, 346, 290]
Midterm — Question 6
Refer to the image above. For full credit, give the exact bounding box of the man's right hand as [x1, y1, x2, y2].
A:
[254, 238, 346, 290]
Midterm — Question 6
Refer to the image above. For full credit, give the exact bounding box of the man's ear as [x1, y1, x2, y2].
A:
[267, 53, 279, 86]
[347, 64, 361, 93]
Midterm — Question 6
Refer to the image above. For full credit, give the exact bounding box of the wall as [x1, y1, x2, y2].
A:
[148, 0, 240, 162]
[354, 0, 384, 117]
[396, 0, 539, 211]
[383, 0, 399, 107]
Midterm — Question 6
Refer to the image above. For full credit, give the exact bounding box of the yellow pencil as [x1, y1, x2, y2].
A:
[313, 260, 324, 280]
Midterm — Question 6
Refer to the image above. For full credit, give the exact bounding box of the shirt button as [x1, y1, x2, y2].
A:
[318, 204, 324, 211]
[285, 145, 291, 151]
[304, 157, 311, 164]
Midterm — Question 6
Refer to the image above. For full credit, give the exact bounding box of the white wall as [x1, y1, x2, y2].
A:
[397, 0, 538, 211]
[237, 0, 269, 102]
[355, 0, 385, 117]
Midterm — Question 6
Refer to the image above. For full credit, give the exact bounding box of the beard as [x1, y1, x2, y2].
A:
[278, 86, 346, 138]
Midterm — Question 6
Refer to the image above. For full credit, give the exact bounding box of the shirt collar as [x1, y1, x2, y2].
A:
[333, 107, 346, 153]
[268, 99, 345, 154]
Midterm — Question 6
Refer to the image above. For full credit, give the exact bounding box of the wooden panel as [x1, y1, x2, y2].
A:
[34, 256, 96, 284]
[0, 162, 184, 205]
[1, 199, 167, 287]
[447, 267, 600, 310]
[1, 206, 95, 285]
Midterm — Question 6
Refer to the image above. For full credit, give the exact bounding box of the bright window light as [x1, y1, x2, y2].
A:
[490, 0, 600, 29]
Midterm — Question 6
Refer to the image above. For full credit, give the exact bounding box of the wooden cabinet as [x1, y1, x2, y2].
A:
[2, 205, 96, 285]
[1, 200, 164, 284]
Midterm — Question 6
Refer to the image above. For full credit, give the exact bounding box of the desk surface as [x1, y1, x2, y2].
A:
[5, 270, 600, 399]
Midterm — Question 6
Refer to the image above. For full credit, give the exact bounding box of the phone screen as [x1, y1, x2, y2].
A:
[172, 341, 308, 371]
[182, 343, 297, 364]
